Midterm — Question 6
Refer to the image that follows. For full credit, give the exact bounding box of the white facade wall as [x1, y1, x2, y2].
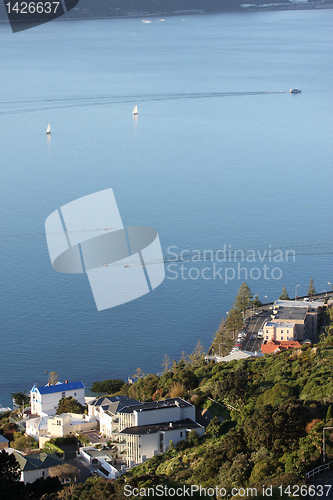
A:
[100, 411, 113, 436]
[21, 468, 48, 484]
[97, 458, 119, 479]
[26, 417, 48, 441]
[88, 405, 100, 421]
[31, 388, 85, 417]
[134, 404, 195, 427]
[125, 424, 205, 465]
[47, 413, 97, 437]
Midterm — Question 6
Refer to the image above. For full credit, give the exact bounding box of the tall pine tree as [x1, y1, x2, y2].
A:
[234, 282, 252, 315]
[279, 286, 290, 300]
[308, 277, 316, 297]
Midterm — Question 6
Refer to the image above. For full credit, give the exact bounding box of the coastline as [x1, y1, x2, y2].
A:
[1, 3, 333, 25]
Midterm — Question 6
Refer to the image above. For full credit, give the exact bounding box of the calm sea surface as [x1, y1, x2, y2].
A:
[0, 10, 332, 406]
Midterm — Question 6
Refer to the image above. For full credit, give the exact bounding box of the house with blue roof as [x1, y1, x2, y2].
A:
[30, 381, 85, 416]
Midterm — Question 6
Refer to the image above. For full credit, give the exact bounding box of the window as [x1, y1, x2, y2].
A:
[62, 392, 65, 398]
[57, 420, 61, 426]
[281, 337, 284, 340]
[74, 392, 76, 396]
[180, 432, 183, 438]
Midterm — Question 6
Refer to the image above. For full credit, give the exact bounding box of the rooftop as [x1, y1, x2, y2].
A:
[120, 418, 203, 435]
[119, 398, 193, 414]
[275, 299, 324, 309]
[265, 321, 295, 328]
[31, 381, 85, 395]
[261, 340, 302, 354]
[272, 306, 307, 321]
[89, 396, 140, 414]
[83, 448, 115, 459]
[13, 451, 63, 471]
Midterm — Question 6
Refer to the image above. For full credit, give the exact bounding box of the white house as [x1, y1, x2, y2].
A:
[88, 395, 139, 424]
[26, 415, 49, 442]
[117, 398, 197, 431]
[87, 397, 205, 468]
[12, 450, 64, 484]
[119, 418, 205, 467]
[30, 381, 85, 416]
[109, 398, 204, 466]
[38, 413, 97, 448]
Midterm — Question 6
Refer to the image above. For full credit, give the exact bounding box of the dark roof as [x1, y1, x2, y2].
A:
[89, 396, 139, 411]
[119, 398, 193, 414]
[273, 306, 307, 321]
[32, 381, 85, 395]
[120, 418, 203, 435]
[13, 451, 63, 471]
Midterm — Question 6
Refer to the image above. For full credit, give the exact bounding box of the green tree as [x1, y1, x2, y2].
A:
[0, 449, 20, 482]
[213, 368, 248, 406]
[326, 405, 333, 422]
[161, 354, 171, 374]
[211, 318, 233, 357]
[187, 340, 205, 366]
[225, 308, 243, 339]
[11, 434, 38, 451]
[48, 371, 59, 385]
[234, 282, 252, 315]
[91, 379, 124, 394]
[56, 396, 85, 415]
[279, 286, 290, 300]
[131, 367, 146, 380]
[308, 277, 316, 297]
[48, 463, 79, 483]
[11, 391, 29, 408]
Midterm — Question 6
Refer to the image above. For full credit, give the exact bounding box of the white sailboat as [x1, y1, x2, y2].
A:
[132, 105, 138, 116]
[46, 123, 51, 135]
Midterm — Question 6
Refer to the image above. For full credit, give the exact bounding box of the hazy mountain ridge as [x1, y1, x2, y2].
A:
[1, 0, 332, 23]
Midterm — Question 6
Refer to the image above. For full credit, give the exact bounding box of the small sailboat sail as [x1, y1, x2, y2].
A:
[46, 123, 51, 135]
[132, 105, 138, 116]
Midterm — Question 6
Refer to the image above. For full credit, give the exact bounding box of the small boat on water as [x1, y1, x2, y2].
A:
[132, 105, 138, 116]
[289, 88, 302, 94]
[46, 123, 51, 134]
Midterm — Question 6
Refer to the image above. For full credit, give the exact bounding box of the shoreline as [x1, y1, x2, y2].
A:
[1, 4, 333, 25]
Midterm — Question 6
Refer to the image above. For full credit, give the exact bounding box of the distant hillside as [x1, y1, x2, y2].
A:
[2, 0, 329, 23]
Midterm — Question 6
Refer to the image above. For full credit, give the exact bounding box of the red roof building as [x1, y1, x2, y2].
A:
[261, 340, 303, 355]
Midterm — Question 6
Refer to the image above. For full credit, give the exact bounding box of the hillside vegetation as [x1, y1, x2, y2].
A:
[55, 307, 333, 499]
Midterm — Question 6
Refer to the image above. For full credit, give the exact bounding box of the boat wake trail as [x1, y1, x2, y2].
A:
[0, 91, 288, 116]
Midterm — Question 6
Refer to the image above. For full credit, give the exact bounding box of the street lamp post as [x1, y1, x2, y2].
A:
[323, 427, 333, 463]
[295, 284, 300, 301]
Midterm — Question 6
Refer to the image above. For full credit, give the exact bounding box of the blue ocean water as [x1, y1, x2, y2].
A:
[0, 10, 332, 407]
